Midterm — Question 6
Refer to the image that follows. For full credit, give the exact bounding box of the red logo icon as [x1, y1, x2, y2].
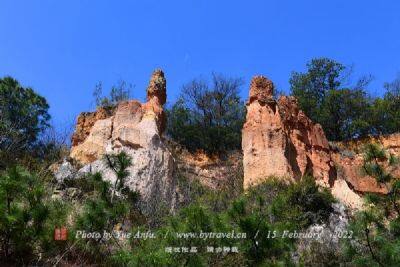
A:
[54, 227, 68, 241]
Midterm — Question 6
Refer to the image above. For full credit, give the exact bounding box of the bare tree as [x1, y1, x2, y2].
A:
[93, 80, 134, 108]
[168, 73, 245, 154]
[384, 73, 400, 98]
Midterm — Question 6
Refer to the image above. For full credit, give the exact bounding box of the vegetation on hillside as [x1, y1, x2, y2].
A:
[108, 176, 334, 266]
[0, 166, 65, 263]
[0, 155, 339, 266]
[343, 144, 400, 266]
[1, 60, 400, 265]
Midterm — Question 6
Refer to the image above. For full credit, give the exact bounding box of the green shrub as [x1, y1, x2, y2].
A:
[344, 144, 400, 266]
[109, 176, 334, 267]
[0, 166, 68, 264]
[72, 152, 142, 262]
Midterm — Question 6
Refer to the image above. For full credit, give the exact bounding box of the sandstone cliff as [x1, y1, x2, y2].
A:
[62, 71, 400, 213]
[242, 75, 400, 209]
[68, 70, 176, 214]
[242, 76, 335, 189]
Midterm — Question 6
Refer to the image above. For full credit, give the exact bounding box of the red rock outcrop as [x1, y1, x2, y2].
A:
[332, 134, 400, 195]
[66, 70, 400, 211]
[242, 76, 400, 209]
[71, 106, 114, 147]
[334, 133, 400, 155]
[242, 75, 335, 189]
[143, 69, 167, 134]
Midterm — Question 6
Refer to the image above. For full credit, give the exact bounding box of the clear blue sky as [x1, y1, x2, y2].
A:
[1, 1, 399, 127]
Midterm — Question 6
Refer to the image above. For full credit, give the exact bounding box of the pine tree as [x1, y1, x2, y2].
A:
[345, 144, 400, 266]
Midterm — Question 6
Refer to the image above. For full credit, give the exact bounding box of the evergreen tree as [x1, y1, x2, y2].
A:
[345, 144, 400, 266]
[0, 76, 50, 167]
[0, 166, 63, 264]
[73, 152, 141, 262]
[290, 58, 373, 141]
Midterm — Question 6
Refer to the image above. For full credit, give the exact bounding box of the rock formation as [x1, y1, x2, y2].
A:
[241, 75, 400, 209]
[63, 70, 400, 213]
[242, 76, 336, 189]
[68, 69, 176, 213]
[332, 134, 400, 195]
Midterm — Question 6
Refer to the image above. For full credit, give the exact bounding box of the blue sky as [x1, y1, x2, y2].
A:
[1, 1, 399, 127]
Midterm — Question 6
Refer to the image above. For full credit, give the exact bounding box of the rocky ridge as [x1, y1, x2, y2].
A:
[59, 70, 400, 212]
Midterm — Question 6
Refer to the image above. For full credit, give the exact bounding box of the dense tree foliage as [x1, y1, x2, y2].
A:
[370, 74, 400, 134]
[290, 58, 374, 141]
[290, 58, 400, 141]
[0, 77, 50, 167]
[167, 73, 245, 154]
[0, 167, 68, 265]
[290, 58, 345, 122]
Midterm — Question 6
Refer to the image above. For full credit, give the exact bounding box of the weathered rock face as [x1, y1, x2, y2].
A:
[242, 76, 335, 189]
[65, 70, 400, 213]
[333, 155, 388, 194]
[242, 76, 400, 209]
[294, 203, 349, 265]
[334, 133, 400, 155]
[167, 139, 243, 191]
[332, 134, 400, 195]
[68, 70, 176, 213]
[331, 178, 364, 209]
[71, 106, 114, 147]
